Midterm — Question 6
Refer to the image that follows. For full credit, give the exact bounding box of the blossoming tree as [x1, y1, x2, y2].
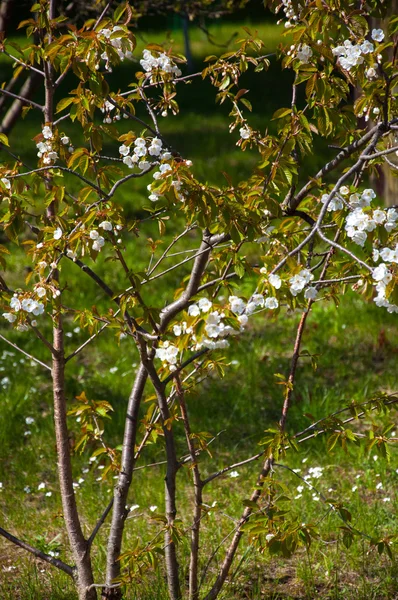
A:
[0, 0, 398, 599]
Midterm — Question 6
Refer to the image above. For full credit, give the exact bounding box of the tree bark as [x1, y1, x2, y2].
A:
[104, 364, 148, 599]
[52, 327, 97, 600]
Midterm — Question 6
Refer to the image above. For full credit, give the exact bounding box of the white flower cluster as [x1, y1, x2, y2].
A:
[279, 0, 300, 28]
[140, 49, 182, 80]
[296, 44, 313, 64]
[119, 137, 172, 186]
[155, 341, 179, 369]
[3, 290, 45, 324]
[289, 268, 314, 296]
[37, 126, 58, 165]
[98, 26, 133, 71]
[304, 466, 324, 481]
[89, 229, 105, 252]
[332, 30, 384, 73]
[332, 39, 373, 71]
[342, 187, 397, 247]
[372, 262, 398, 313]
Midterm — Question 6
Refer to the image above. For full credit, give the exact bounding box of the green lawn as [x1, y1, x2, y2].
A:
[1, 13, 398, 600]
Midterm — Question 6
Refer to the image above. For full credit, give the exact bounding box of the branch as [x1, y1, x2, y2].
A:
[0, 333, 52, 371]
[0, 526, 74, 577]
[0, 86, 44, 111]
[1, 50, 45, 77]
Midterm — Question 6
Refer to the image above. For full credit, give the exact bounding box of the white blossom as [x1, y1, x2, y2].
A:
[198, 298, 212, 312]
[99, 221, 113, 231]
[265, 297, 279, 309]
[92, 236, 105, 252]
[371, 29, 384, 42]
[296, 43, 313, 63]
[42, 126, 53, 139]
[304, 286, 318, 300]
[269, 274, 282, 289]
[53, 227, 63, 240]
[239, 126, 250, 140]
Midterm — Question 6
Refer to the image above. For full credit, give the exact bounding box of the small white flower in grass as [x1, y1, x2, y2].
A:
[109, 366, 118, 374]
[297, 485, 304, 493]
[99, 221, 113, 231]
[302, 457, 308, 463]
[24, 430, 32, 436]
[376, 482, 383, 489]
[269, 274, 282, 289]
[38, 482, 46, 490]
[198, 298, 212, 312]
[265, 297, 279, 309]
[149, 505, 157, 512]
[24, 486, 31, 494]
[25, 417, 35, 425]
[304, 286, 318, 300]
[371, 29, 384, 42]
[239, 126, 250, 140]
[295, 494, 302, 499]
[229, 471, 239, 478]
[130, 504, 139, 511]
[42, 126, 53, 139]
[352, 486, 358, 492]
[3, 313, 16, 323]
[45, 491, 52, 497]
[119, 144, 130, 156]
[312, 495, 320, 501]
[383, 497, 391, 502]
[53, 227, 62, 240]
[92, 236, 105, 252]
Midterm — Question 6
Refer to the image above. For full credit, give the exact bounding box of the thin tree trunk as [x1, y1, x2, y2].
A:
[104, 364, 148, 598]
[145, 362, 181, 600]
[182, 13, 194, 73]
[52, 327, 97, 600]
[176, 375, 202, 600]
[0, 0, 13, 34]
[45, 2, 96, 598]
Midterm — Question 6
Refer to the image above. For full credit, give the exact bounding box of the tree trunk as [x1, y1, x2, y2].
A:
[104, 364, 148, 598]
[52, 327, 97, 600]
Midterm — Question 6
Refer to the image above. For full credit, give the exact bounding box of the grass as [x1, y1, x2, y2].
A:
[1, 11, 398, 600]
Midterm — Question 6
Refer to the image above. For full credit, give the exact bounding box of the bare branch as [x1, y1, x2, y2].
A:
[0, 333, 52, 371]
[0, 526, 74, 577]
